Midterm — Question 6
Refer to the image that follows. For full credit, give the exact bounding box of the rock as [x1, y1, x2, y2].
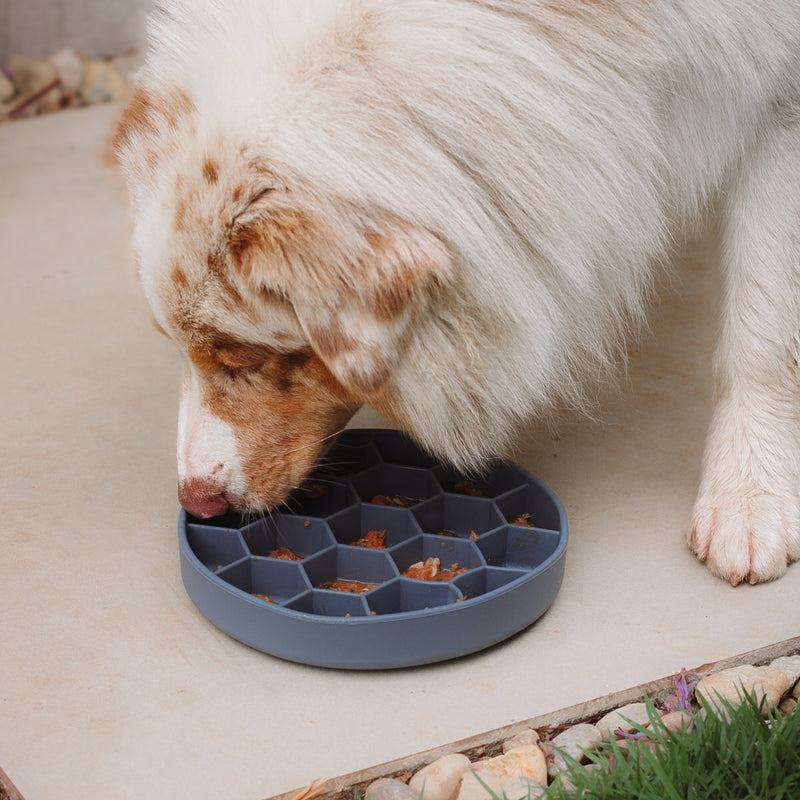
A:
[695, 665, 789, 716]
[595, 703, 653, 740]
[50, 48, 87, 95]
[502, 728, 540, 752]
[548, 762, 602, 794]
[0, 70, 15, 103]
[546, 723, 601, 779]
[366, 778, 418, 800]
[5, 54, 61, 117]
[409, 754, 471, 800]
[7, 54, 57, 96]
[770, 655, 800, 689]
[547, 770, 576, 794]
[779, 697, 797, 715]
[80, 59, 131, 105]
[457, 772, 545, 800]
[3, 84, 61, 119]
[660, 709, 694, 734]
[615, 736, 660, 759]
[472, 745, 548, 787]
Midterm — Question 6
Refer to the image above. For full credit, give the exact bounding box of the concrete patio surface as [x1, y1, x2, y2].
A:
[2, 103, 798, 800]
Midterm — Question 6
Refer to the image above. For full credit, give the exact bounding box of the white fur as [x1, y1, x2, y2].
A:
[177, 368, 246, 498]
[121, 0, 800, 583]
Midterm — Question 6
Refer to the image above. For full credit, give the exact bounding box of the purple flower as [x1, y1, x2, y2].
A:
[672, 668, 696, 711]
[614, 729, 649, 741]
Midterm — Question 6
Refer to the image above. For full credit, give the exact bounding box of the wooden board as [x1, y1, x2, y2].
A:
[0, 767, 25, 800]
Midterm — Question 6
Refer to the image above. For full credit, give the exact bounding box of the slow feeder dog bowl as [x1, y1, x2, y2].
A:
[178, 428, 568, 669]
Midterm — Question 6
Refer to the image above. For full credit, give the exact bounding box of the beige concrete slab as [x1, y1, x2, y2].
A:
[1, 104, 798, 800]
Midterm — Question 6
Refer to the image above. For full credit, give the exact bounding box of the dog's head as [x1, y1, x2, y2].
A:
[113, 85, 452, 517]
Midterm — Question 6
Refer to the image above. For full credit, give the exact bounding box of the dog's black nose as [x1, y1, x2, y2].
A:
[178, 478, 230, 519]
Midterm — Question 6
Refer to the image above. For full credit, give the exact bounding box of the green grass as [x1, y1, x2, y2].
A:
[542, 693, 800, 800]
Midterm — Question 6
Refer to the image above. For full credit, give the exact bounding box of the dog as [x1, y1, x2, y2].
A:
[113, 0, 800, 586]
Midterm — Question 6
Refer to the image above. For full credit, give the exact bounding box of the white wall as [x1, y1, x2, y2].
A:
[0, 0, 150, 63]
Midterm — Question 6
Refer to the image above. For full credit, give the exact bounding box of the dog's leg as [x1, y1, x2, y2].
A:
[689, 112, 800, 584]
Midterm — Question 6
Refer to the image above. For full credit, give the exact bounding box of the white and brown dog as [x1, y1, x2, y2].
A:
[113, 0, 800, 585]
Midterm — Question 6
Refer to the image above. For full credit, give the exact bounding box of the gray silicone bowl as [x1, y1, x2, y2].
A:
[178, 428, 568, 669]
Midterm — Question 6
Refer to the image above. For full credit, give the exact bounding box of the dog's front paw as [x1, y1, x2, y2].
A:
[689, 491, 800, 585]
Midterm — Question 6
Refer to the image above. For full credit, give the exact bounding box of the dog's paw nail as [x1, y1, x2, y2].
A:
[690, 491, 798, 585]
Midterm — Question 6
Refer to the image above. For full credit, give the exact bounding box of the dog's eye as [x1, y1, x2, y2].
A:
[231, 187, 277, 228]
[249, 187, 276, 205]
[218, 360, 263, 378]
[216, 342, 275, 371]
[189, 337, 278, 375]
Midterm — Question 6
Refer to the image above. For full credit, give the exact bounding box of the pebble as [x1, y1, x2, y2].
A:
[366, 778, 419, 800]
[4, 54, 61, 117]
[408, 753, 471, 800]
[779, 697, 797, 715]
[50, 47, 87, 96]
[660, 709, 694, 734]
[502, 728, 539, 752]
[1, 46, 139, 125]
[614, 737, 657, 756]
[80, 59, 131, 105]
[546, 723, 601, 779]
[7, 54, 57, 96]
[362, 663, 800, 798]
[472, 745, 548, 786]
[550, 762, 602, 793]
[695, 665, 789, 716]
[770, 655, 800, 689]
[457, 772, 545, 800]
[595, 702, 653, 740]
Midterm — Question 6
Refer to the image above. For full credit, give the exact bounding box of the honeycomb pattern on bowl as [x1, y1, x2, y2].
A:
[179, 428, 568, 669]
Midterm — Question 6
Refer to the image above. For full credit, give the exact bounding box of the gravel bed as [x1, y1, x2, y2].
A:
[272, 638, 800, 800]
[1, 48, 140, 122]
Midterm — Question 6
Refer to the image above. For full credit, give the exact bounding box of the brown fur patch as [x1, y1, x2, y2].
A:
[200, 344, 359, 508]
[363, 227, 435, 321]
[171, 263, 189, 290]
[303, 318, 392, 395]
[228, 203, 319, 280]
[187, 331, 281, 373]
[341, 356, 392, 397]
[205, 252, 244, 306]
[145, 149, 159, 173]
[112, 84, 195, 171]
[111, 86, 160, 159]
[304, 320, 356, 361]
[203, 157, 220, 185]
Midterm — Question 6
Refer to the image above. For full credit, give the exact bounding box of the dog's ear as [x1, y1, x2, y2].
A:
[110, 83, 195, 179]
[227, 194, 451, 396]
[294, 218, 452, 395]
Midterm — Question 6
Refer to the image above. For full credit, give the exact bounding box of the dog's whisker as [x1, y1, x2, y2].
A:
[278, 496, 301, 514]
[302, 476, 347, 487]
[280, 427, 349, 458]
